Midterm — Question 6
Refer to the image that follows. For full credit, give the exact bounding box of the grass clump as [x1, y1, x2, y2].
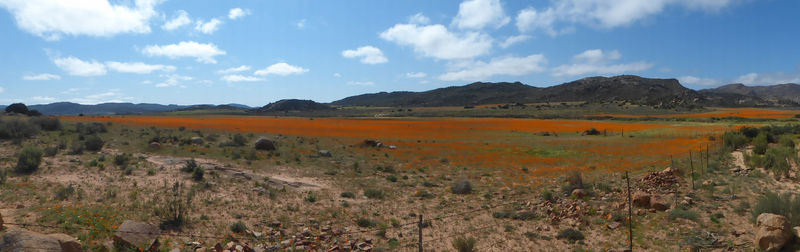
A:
[669, 205, 699, 221]
[15, 146, 42, 174]
[752, 192, 800, 226]
[154, 181, 195, 230]
[556, 228, 585, 243]
[452, 180, 473, 194]
[0, 119, 39, 142]
[83, 134, 104, 151]
[230, 221, 248, 233]
[452, 236, 477, 252]
[357, 218, 377, 228]
[364, 189, 385, 199]
[192, 166, 205, 181]
[340, 191, 356, 198]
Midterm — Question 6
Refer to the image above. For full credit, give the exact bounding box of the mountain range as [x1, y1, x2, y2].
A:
[4, 75, 799, 115]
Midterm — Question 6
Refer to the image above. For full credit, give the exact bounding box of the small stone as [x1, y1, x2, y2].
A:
[571, 189, 587, 198]
[607, 222, 621, 230]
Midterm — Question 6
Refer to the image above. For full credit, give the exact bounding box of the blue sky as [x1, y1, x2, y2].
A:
[0, 0, 798, 106]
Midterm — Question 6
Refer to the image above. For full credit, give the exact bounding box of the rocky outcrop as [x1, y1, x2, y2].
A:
[190, 137, 204, 145]
[754, 213, 793, 251]
[0, 229, 78, 252]
[48, 233, 83, 252]
[632, 191, 650, 207]
[255, 138, 276, 151]
[113, 220, 160, 250]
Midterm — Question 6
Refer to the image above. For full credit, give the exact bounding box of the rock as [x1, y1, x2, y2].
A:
[388, 145, 397, 149]
[190, 137, 204, 145]
[702, 180, 714, 187]
[571, 189, 587, 198]
[0, 211, 3, 230]
[650, 196, 669, 211]
[362, 139, 381, 148]
[607, 222, 621, 230]
[149, 142, 161, 150]
[632, 191, 650, 208]
[113, 220, 160, 250]
[451, 180, 472, 194]
[255, 138, 276, 151]
[755, 213, 793, 252]
[48, 233, 84, 252]
[0, 229, 63, 252]
[234, 172, 252, 180]
[318, 150, 332, 157]
[662, 166, 676, 175]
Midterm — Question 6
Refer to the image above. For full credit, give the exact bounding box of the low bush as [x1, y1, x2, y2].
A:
[357, 218, 377, 228]
[230, 221, 248, 233]
[83, 134, 104, 151]
[113, 153, 131, 167]
[340, 191, 356, 198]
[15, 146, 42, 174]
[364, 189, 385, 199]
[669, 205, 699, 221]
[452, 236, 477, 252]
[192, 166, 205, 181]
[0, 119, 39, 141]
[779, 135, 796, 148]
[561, 170, 583, 196]
[452, 180, 473, 194]
[752, 192, 800, 227]
[723, 132, 749, 150]
[43, 146, 58, 157]
[154, 181, 195, 230]
[29, 117, 61, 131]
[556, 228, 585, 243]
[763, 146, 797, 178]
[753, 132, 769, 155]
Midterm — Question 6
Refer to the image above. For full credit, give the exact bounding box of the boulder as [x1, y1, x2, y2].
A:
[755, 213, 793, 252]
[255, 138, 276, 151]
[632, 191, 650, 208]
[148, 142, 161, 150]
[113, 220, 160, 250]
[0, 229, 63, 252]
[649, 196, 669, 211]
[190, 137, 204, 145]
[362, 139, 381, 148]
[318, 150, 332, 157]
[571, 189, 587, 198]
[48, 233, 84, 252]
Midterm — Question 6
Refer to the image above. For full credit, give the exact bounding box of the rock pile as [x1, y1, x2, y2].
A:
[639, 168, 679, 193]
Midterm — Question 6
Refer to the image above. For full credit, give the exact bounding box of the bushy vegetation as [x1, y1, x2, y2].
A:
[723, 131, 748, 150]
[0, 118, 39, 141]
[452, 236, 477, 252]
[556, 228, 585, 243]
[669, 205, 699, 221]
[83, 134, 104, 151]
[230, 221, 248, 233]
[762, 146, 796, 178]
[357, 218, 377, 228]
[15, 146, 42, 174]
[752, 192, 800, 227]
[561, 170, 583, 196]
[154, 181, 195, 230]
[29, 117, 61, 131]
[452, 180, 473, 194]
[752, 132, 768, 155]
[364, 188, 385, 199]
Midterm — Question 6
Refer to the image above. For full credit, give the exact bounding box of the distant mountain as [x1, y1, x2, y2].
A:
[28, 102, 187, 115]
[177, 104, 248, 111]
[700, 83, 800, 106]
[250, 99, 333, 113]
[333, 75, 702, 109]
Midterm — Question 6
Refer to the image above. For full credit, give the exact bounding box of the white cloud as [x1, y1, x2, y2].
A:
[406, 72, 427, 78]
[439, 54, 547, 81]
[217, 65, 251, 74]
[342, 46, 388, 64]
[296, 19, 306, 29]
[155, 74, 192, 87]
[552, 49, 652, 77]
[69, 90, 130, 104]
[0, 0, 161, 40]
[106, 61, 175, 74]
[195, 18, 222, 34]
[254, 62, 309, 76]
[333, 73, 341, 77]
[347, 81, 375, 86]
[53, 56, 107, 76]
[380, 23, 492, 60]
[228, 8, 249, 20]
[23, 73, 61, 80]
[734, 72, 800, 85]
[499, 35, 531, 48]
[31, 96, 56, 102]
[408, 13, 430, 24]
[515, 0, 738, 36]
[221, 75, 263, 83]
[678, 76, 720, 86]
[0, 87, 4, 93]
[162, 10, 191, 30]
[142, 41, 226, 64]
[452, 0, 510, 30]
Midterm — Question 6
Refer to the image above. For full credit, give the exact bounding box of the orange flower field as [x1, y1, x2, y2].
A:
[590, 107, 800, 119]
[62, 116, 734, 184]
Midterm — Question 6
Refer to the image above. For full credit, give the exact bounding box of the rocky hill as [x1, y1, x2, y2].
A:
[700, 83, 800, 106]
[250, 99, 333, 113]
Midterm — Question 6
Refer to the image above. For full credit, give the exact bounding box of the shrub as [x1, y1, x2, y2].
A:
[542, 189, 555, 202]
[780, 135, 796, 148]
[5, 103, 29, 114]
[583, 128, 601, 135]
[54, 184, 76, 201]
[452, 180, 473, 194]
[232, 133, 247, 146]
[15, 146, 42, 174]
[43, 146, 58, 157]
[561, 170, 583, 196]
[340, 192, 356, 198]
[0, 119, 39, 140]
[723, 132, 749, 150]
[181, 159, 198, 173]
[364, 189, 385, 199]
[452, 236, 477, 252]
[155, 181, 194, 230]
[556, 228, 585, 243]
[357, 218, 377, 228]
[29, 117, 61, 131]
[739, 126, 760, 138]
[68, 141, 84, 155]
[113, 153, 131, 167]
[763, 146, 796, 178]
[230, 221, 248, 233]
[192, 166, 205, 181]
[669, 205, 699, 221]
[83, 134, 104, 151]
[752, 192, 800, 227]
[0, 168, 7, 184]
[512, 211, 537, 220]
[304, 192, 317, 203]
[753, 133, 769, 155]
[386, 175, 398, 182]
[76, 122, 107, 135]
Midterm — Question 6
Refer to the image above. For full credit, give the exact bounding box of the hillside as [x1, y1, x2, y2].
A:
[700, 83, 800, 106]
[332, 75, 702, 109]
[250, 99, 333, 113]
[29, 102, 187, 115]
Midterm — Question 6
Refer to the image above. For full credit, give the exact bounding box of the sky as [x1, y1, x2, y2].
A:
[0, 0, 799, 106]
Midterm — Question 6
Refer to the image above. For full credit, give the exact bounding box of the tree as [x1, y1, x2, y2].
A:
[5, 103, 29, 115]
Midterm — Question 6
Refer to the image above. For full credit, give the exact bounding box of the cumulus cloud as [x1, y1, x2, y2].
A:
[678, 76, 720, 86]
[142, 41, 226, 64]
[439, 54, 547, 81]
[23, 73, 61, 80]
[296, 19, 306, 29]
[408, 13, 430, 25]
[217, 65, 251, 74]
[162, 10, 191, 30]
[0, 87, 4, 93]
[406, 72, 427, 78]
[221, 75, 263, 83]
[254, 62, 309, 76]
[551, 49, 652, 77]
[333, 73, 342, 77]
[106, 61, 175, 74]
[347, 81, 375, 86]
[380, 22, 492, 60]
[228, 8, 249, 20]
[69, 90, 130, 104]
[31, 96, 56, 102]
[53, 56, 107, 76]
[515, 0, 738, 36]
[342, 46, 388, 64]
[734, 72, 800, 85]
[0, 0, 161, 40]
[452, 0, 510, 30]
[155, 74, 192, 88]
[499, 35, 531, 48]
[195, 18, 222, 34]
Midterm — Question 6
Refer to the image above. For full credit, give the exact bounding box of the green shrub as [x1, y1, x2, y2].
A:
[779, 135, 796, 148]
[113, 153, 130, 167]
[304, 192, 317, 203]
[753, 133, 769, 155]
[83, 134, 104, 151]
[230, 221, 248, 233]
[386, 175, 398, 182]
[752, 192, 800, 227]
[192, 166, 204, 181]
[155, 181, 194, 230]
[561, 170, 583, 196]
[669, 206, 698, 221]
[0, 119, 39, 140]
[54, 184, 76, 201]
[0, 168, 7, 184]
[29, 117, 61, 131]
[723, 132, 749, 150]
[739, 126, 760, 138]
[452, 236, 477, 252]
[763, 146, 796, 178]
[43, 146, 58, 157]
[340, 191, 356, 198]
[452, 180, 473, 194]
[512, 211, 537, 220]
[357, 218, 377, 228]
[232, 133, 247, 146]
[181, 159, 198, 173]
[364, 189, 385, 199]
[542, 189, 554, 202]
[15, 146, 42, 173]
[556, 228, 584, 243]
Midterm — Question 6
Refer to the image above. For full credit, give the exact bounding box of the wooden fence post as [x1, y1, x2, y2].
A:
[418, 215, 423, 252]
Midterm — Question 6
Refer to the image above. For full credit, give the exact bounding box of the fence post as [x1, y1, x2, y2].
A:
[418, 215, 423, 252]
[626, 171, 633, 251]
